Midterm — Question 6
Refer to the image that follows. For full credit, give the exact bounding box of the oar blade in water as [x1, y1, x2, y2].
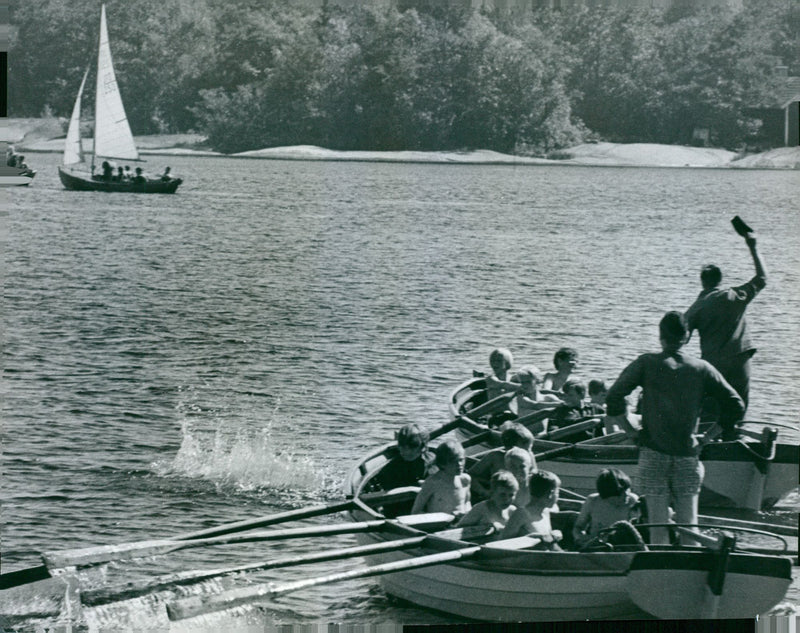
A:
[167, 544, 481, 621]
[82, 534, 429, 607]
[43, 538, 180, 569]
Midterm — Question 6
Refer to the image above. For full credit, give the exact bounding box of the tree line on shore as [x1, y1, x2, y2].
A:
[9, 0, 798, 154]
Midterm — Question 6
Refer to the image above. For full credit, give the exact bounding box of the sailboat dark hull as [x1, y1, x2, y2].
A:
[58, 166, 182, 193]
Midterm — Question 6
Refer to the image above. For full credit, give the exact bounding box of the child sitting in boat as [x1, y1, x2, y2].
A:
[468, 422, 533, 500]
[504, 447, 534, 507]
[588, 379, 608, 409]
[485, 348, 520, 400]
[500, 470, 563, 548]
[375, 423, 435, 492]
[514, 366, 562, 420]
[411, 438, 471, 518]
[542, 347, 579, 395]
[482, 348, 523, 426]
[545, 378, 605, 440]
[572, 468, 640, 549]
[457, 470, 518, 535]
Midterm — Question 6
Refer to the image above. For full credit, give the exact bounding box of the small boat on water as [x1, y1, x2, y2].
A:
[1, 416, 794, 624]
[449, 376, 799, 511]
[0, 165, 37, 187]
[57, 5, 182, 194]
[338, 425, 793, 621]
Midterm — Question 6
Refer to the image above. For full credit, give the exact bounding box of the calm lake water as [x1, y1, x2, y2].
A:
[3, 152, 798, 631]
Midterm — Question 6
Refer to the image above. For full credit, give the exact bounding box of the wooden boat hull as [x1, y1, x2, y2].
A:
[0, 167, 36, 187]
[353, 527, 647, 621]
[58, 166, 182, 193]
[344, 444, 793, 621]
[450, 377, 799, 510]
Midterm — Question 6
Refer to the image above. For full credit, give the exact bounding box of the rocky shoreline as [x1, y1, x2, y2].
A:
[5, 117, 799, 169]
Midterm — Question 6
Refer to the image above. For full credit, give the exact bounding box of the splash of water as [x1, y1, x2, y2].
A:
[157, 419, 326, 496]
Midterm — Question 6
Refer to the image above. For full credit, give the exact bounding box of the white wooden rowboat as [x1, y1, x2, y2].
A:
[342, 430, 794, 621]
[449, 376, 799, 510]
[2, 417, 793, 624]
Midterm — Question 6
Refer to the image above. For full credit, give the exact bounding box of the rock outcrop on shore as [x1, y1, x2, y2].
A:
[4, 118, 798, 169]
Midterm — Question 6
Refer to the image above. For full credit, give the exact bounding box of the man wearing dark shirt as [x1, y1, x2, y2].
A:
[685, 232, 766, 439]
[605, 312, 744, 545]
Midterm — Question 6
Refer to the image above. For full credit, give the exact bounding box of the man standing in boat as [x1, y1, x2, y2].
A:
[684, 221, 767, 440]
[604, 311, 744, 545]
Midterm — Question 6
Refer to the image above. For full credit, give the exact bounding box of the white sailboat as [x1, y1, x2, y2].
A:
[58, 4, 182, 193]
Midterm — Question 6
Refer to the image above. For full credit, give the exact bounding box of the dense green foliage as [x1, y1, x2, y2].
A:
[8, 0, 797, 152]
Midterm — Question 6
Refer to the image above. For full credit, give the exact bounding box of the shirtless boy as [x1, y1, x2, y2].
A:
[514, 366, 562, 420]
[572, 468, 640, 548]
[457, 470, 519, 534]
[504, 446, 534, 507]
[411, 438, 471, 517]
[469, 423, 533, 500]
[541, 348, 579, 395]
[501, 470, 562, 548]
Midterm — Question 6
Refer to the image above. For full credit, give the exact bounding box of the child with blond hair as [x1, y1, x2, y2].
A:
[411, 438, 471, 517]
[468, 423, 533, 500]
[501, 470, 563, 548]
[504, 446, 535, 507]
[457, 470, 518, 534]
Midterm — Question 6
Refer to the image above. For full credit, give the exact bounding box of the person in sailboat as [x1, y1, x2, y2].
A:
[114, 166, 125, 182]
[100, 161, 113, 181]
[125, 166, 132, 180]
[161, 166, 174, 181]
[133, 167, 146, 184]
[6, 144, 19, 167]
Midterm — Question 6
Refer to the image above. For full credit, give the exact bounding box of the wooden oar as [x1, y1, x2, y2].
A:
[43, 521, 388, 569]
[82, 534, 429, 607]
[0, 487, 420, 591]
[534, 430, 627, 462]
[740, 420, 797, 432]
[43, 512, 454, 570]
[696, 514, 797, 537]
[167, 543, 482, 621]
[179, 486, 418, 541]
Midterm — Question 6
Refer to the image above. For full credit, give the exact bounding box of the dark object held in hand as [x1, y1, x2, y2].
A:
[731, 216, 754, 237]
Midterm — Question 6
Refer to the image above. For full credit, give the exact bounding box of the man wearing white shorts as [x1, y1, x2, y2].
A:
[604, 311, 745, 545]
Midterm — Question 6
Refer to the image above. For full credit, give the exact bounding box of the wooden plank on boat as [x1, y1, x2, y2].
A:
[166, 543, 482, 621]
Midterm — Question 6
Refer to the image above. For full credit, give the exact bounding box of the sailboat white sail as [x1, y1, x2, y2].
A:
[93, 4, 139, 161]
[58, 4, 182, 192]
[63, 68, 89, 166]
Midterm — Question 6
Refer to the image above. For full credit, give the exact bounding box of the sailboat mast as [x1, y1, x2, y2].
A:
[92, 5, 106, 174]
